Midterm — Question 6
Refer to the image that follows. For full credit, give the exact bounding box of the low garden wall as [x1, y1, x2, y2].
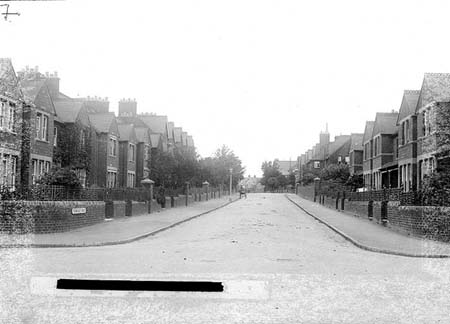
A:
[0, 200, 105, 234]
[1, 191, 228, 234]
[296, 189, 450, 243]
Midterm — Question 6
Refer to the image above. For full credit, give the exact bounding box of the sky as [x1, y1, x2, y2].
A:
[2, 0, 450, 176]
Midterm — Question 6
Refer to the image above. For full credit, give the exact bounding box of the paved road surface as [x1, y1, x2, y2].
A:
[2, 194, 450, 323]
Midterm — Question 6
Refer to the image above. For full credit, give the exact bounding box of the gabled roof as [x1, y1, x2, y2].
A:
[416, 73, 450, 112]
[173, 127, 182, 143]
[53, 100, 84, 123]
[181, 131, 188, 146]
[372, 112, 398, 137]
[20, 79, 46, 102]
[134, 127, 150, 143]
[138, 114, 168, 136]
[312, 143, 321, 160]
[362, 121, 374, 144]
[397, 90, 420, 123]
[187, 135, 194, 147]
[117, 124, 137, 142]
[349, 133, 364, 152]
[20, 78, 56, 115]
[276, 160, 295, 175]
[150, 133, 161, 148]
[167, 122, 174, 140]
[327, 135, 351, 157]
[116, 116, 148, 128]
[88, 112, 117, 133]
[0, 58, 22, 100]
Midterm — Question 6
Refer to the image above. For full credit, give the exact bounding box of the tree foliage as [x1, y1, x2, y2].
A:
[149, 144, 244, 189]
[37, 166, 82, 189]
[319, 163, 350, 183]
[260, 160, 288, 191]
[199, 145, 245, 187]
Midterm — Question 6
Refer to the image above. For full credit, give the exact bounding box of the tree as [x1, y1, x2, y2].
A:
[198, 145, 245, 187]
[260, 160, 288, 191]
[37, 166, 82, 189]
[320, 163, 350, 183]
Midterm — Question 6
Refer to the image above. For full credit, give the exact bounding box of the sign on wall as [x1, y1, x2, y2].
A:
[71, 207, 86, 215]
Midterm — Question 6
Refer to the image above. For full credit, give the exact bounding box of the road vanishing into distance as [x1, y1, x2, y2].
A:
[2, 194, 450, 323]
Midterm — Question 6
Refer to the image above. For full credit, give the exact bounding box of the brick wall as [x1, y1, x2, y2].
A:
[297, 185, 315, 201]
[345, 200, 369, 218]
[388, 204, 450, 242]
[113, 201, 125, 218]
[0, 200, 105, 234]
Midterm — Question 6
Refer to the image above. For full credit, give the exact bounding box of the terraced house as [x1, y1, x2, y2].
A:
[415, 73, 450, 188]
[397, 90, 420, 192]
[0, 58, 22, 190]
[18, 67, 57, 186]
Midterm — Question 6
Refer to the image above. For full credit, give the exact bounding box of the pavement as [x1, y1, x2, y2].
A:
[2, 193, 450, 324]
[286, 193, 450, 258]
[0, 195, 238, 248]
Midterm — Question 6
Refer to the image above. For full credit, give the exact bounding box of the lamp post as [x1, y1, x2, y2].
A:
[185, 181, 190, 206]
[140, 178, 154, 214]
[313, 177, 320, 203]
[229, 168, 233, 201]
[202, 181, 210, 201]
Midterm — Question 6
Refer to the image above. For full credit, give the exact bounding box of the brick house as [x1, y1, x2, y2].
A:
[348, 133, 364, 176]
[362, 121, 375, 189]
[182, 131, 188, 147]
[324, 135, 351, 167]
[276, 160, 296, 176]
[397, 90, 420, 192]
[173, 127, 183, 148]
[52, 98, 98, 187]
[88, 112, 119, 188]
[0, 58, 22, 190]
[19, 68, 58, 186]
[304, 126, 330, 172]
[117, 124, 138, 187]
[139, 114, 169, 152]
[370, 112, 398, 190]
[416, 73, 450, 188]
[150, 133, 163, 154]
[117, 100, 153, 186]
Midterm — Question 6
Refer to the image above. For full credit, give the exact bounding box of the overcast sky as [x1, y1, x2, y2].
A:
[2, 0, 450, 176]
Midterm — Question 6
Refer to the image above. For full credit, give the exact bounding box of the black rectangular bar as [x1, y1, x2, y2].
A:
[56, 279, 224, 292]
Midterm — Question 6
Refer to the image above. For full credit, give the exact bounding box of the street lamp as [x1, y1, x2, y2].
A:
[141, 178, 154, 213]
[229, 168, 233, 201]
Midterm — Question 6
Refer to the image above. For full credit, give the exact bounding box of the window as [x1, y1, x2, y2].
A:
[0, 154, 17, 188]
[36, 112, 49, 141]
[313, 161, 320, 169]
[129, 144, 135, 162]
[345, 156, 350, 164]
[0, 99, 15, 132]
[79, 130, 86, 147]
[405, 120, 410, 143]
[421, 111, 426, 136]
[144, 144, 150, 165]
[109, 137, 117, 156]
[53, 127, 58, 147]
[107, 170, 117, 188]
[127, 172, 135, 187]
[338, 156, 342, 163]
[424, 109, 433, 136]
[75, 169, 87, 188]
[31, 158, 51, 184]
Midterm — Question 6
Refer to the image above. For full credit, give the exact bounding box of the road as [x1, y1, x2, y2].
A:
[1, 194, 450, 323]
